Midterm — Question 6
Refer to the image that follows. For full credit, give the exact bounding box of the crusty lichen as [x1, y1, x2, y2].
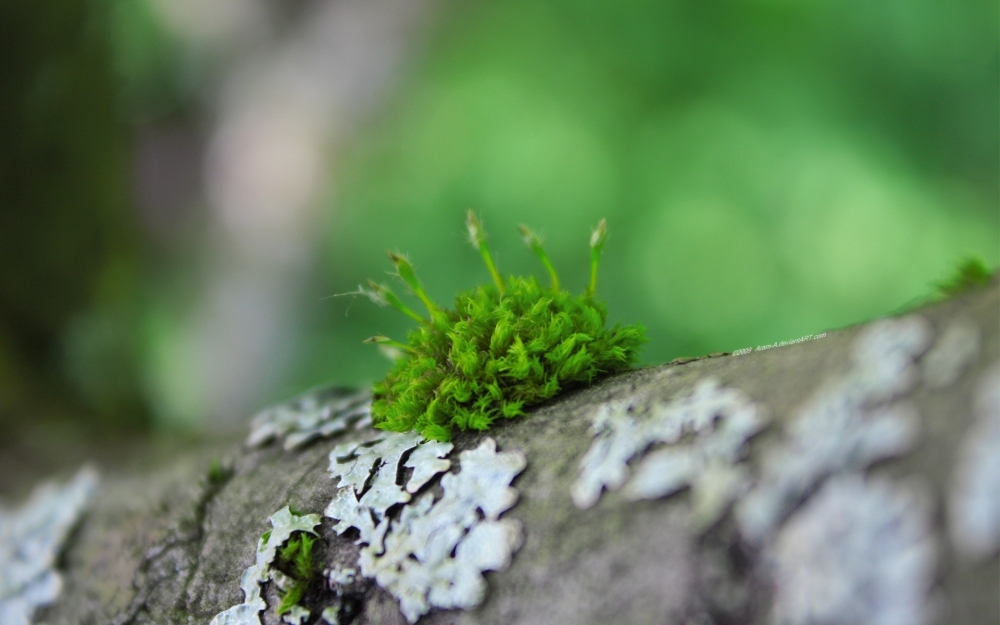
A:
[325, 432, 433, 547]
[572, 377, 766, 529]
[208, 506, 321, 625]
[324, 434, 526, 622]
[319, 566, 357, 625]
[247, 387, 372, 451]
[0, 467, 98, 625]
[921, 317, 981, 390]
[948, 362, 1000, 560]
[769, 475, 937, 625]
[736, 316, 930, 544]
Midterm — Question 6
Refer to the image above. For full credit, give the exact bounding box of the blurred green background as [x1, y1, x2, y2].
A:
[1, 0, 997, 461]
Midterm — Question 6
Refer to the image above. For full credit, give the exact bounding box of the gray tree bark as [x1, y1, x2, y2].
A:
[12, 281, 999, 625]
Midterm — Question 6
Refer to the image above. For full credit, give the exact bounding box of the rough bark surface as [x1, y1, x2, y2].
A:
[16, 281, 1000, 625]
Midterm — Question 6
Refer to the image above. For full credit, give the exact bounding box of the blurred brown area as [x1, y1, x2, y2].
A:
[0, 0, 149, 494]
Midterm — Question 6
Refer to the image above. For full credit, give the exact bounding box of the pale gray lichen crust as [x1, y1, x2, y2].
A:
[325, 434, 526, 623]
[948, 363, 1000, 560]
[325, 432, 434, 547]
[572, 377, 766, 529]
[247, 387, 372, 451]
[737, 316, 930, 544]
[281, 604, 310, 625]
[769, 475, 937, 625]
[319, 566, 357, 625]
[0, 467, 98, 625]
[209, 506, 321, 625]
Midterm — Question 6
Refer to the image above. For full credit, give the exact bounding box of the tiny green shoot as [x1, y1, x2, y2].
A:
[275, 532, 319, 616]
[207, 460, 232, 486]
[933, 256, 995, 297]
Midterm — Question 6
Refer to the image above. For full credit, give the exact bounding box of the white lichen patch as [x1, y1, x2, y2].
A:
[282, 604, 310, 625]
[737, 316, 930, 544]
[922, 317, 980, 389]
[325, 432, 433, 548]
[404, 441, 454, 494]
[0, 467, 98, 625]
[571, 377, 766, 528]
[570, 399, 649, 510]
[317, 567, 357, 625]
[325, 566, 356, 587]
[769, 475, 937, 625]
[948, 363, 1000, 560]
[321, 605, 341, 624]
[247, 387, 372, 451]
[324, 436, 526, 623]
[209, 506, 321, 625]
[848, 315, 932, 401]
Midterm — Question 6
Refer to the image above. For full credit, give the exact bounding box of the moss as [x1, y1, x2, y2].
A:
[210, 507, 323, 624]
[892, 256, 997, 315]
[274, 531, 320, 616]
[207, 460, 232, 486]
[934, 257, 995, 298]
[363, 213, 646, 441]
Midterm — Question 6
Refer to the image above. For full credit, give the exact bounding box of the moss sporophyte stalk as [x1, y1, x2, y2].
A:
[362, 212, 646, 442]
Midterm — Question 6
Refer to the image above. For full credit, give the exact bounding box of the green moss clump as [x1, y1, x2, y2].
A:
[364, 213, 646, 442]
[934, 257, 995, 297]
[275, 532, 319, 615]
